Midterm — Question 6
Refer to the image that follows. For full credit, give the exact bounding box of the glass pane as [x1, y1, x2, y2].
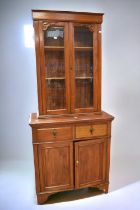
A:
[76, 79, 93, 108]
[75, 51, 93, 77]
[44, 27, 64, 46]
[74, 26, 93, 108]
[74, 27, 92, 47]
[44, 26, 66, 111]
[46, 80, 66, 110]
[45, 51, 65, 78]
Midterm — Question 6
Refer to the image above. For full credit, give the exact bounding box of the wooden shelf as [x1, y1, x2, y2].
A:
[44, 46, 64, 51]
[44, 46, 92, 51]
[75, 77, 93, 79]
[46, 77, 65, 80]
[74, 46, 93, 51]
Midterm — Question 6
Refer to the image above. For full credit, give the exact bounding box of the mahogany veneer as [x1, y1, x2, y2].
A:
[29, 10, 114, 204]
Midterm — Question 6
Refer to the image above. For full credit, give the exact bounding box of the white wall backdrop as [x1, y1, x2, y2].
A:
[0, 0, 140, 177]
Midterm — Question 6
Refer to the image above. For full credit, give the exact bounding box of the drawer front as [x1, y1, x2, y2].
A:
[75, 124, 107, 139]
[37, 127, 73, 142]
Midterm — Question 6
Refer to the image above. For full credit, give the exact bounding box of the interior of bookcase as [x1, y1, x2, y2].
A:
[74, 26, 93, 108]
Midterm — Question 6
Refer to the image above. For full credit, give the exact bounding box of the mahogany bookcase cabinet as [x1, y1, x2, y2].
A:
[29, 10, 114, 204]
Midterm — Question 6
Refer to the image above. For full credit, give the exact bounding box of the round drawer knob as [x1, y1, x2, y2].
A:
[76, 160, 79, 166]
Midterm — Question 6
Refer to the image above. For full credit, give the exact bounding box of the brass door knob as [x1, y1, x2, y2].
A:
[76, 160, 79, 166]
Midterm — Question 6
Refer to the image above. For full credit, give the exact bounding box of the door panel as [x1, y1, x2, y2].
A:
[39, 22, 70, 115]
[69, 23, 97, 113]
[35, 21, 101, 116]
[38, 141, 73, 192]
[74, 26, 93, 109]
[75, 139, 106, 188]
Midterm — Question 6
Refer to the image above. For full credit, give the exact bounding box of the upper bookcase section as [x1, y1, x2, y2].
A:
[32, 10, 104, 117]
[32, 10, 104, 23]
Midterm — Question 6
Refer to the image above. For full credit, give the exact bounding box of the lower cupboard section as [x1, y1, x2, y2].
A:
[33, 138, 110, 203]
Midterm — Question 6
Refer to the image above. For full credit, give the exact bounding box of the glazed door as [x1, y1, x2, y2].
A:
[69, 23, 101, 113]
[38, 141, 74, 192]
[75, 139, 106, 189]
[34, 21, 101, 115]
[38, 22, 70, 115]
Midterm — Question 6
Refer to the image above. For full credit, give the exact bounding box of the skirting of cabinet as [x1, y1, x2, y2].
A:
[36, 182, 109, 204]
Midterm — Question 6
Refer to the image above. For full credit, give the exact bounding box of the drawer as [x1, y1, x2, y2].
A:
[36, 127, 73, 142]
[75, 124, 107, 139]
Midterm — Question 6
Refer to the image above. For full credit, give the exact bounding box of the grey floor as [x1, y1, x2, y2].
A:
[0, 157, 140, 210]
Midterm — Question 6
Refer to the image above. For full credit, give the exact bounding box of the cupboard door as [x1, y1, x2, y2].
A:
[38, 141, 74, 192]
[37, 21, 70, 115]
[75, 139, 106, 189]
[69, 23, 101, 113]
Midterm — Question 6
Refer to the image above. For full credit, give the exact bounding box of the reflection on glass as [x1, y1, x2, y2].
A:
[44, 27, 64, 46]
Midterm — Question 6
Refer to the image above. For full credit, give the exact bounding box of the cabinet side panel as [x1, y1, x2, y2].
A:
[38, 21, 47, 114]
[33, 144, 41, 193]
[34, 21, 44, 115]
[105, 138, 111, 183]
[105, 122, 112, 182]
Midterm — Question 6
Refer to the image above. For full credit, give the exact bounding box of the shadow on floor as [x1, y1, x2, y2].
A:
[45, 188, 103, 204]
